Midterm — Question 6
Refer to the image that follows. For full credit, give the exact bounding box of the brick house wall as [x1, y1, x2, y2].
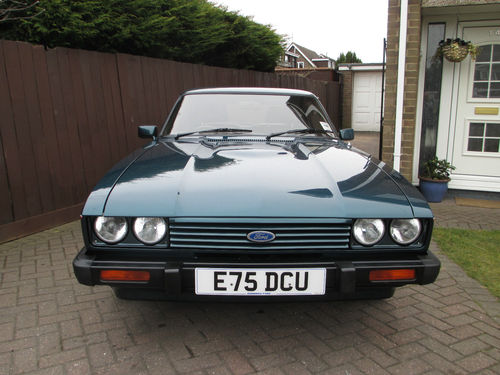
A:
[382, 0, 422, 180]
[298, 57, 314, 68]
[313, 60, 330, 68]
[288, 46, 315, 68]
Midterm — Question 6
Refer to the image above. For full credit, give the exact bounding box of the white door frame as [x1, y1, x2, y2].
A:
[413, 16, 500, 192]
[448, 20, 500, 191]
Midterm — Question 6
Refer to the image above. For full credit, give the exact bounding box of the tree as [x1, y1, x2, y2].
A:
[0, 0, 43, 22]
[336, 51, 362, 65]
[0, 0, 284, 72]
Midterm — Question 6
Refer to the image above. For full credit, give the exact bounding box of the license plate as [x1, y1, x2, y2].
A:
[195, 268, 326, 296]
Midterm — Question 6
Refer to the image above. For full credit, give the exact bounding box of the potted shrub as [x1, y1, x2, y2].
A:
[436, 38, 478, 62]
[419, 157, 456, 203]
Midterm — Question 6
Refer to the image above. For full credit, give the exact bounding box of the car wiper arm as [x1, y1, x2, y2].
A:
[174, 128, 252, 140]
[266, 128, 333, 140]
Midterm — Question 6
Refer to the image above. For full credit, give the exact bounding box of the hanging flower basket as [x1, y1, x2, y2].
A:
[437, 38, 478, 62]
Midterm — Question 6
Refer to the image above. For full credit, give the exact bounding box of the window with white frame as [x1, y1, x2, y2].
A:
[297, 61, 304, 68]
[467, 122, 500, 153]
[473, 44, 500, 98]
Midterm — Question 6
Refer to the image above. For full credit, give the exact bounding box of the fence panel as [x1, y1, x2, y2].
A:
[4, 40, 41, 219]
[0, 40, 340, 242]
[47, 47, 80, 208]
[68, 49, 95, 194]
[0, 43, 14, 225]
[32, 45, 61, 210]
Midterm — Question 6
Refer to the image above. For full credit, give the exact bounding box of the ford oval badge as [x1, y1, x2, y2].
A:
[247, 231, 276, 243]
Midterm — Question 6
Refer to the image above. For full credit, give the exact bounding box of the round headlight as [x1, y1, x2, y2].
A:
[390, 219, 422, 245]
[353, 219, 385, 246]
[133, 217, 167, 245]
[94, 216, 128, 244]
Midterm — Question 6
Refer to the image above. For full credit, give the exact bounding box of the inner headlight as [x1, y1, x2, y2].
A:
[94, 216, 128, 244]
[133, 217, 167, 245]
[390, 219, 422, 245]
[353, 219, 385, 246]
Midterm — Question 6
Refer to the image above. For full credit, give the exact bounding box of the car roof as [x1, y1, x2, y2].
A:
[183, 87, 317, 97]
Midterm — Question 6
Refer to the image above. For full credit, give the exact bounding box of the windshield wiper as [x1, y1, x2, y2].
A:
[266, 128, 333, 140]
[174, 128, 252, 140]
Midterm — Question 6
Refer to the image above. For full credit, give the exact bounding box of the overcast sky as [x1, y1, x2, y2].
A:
[212, 0, 388, 63]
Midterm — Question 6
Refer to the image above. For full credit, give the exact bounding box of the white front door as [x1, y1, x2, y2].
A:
[451, 25, 500, 191]
[352, 71, 382, 132]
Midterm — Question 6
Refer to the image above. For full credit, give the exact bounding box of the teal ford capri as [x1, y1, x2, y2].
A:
[73, 88, 440, 300]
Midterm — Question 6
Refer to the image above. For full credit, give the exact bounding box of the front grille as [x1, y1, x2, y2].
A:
[169, 219, 351, 251]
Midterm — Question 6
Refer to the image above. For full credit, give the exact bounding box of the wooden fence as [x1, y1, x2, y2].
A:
[0, 40, 341, 242]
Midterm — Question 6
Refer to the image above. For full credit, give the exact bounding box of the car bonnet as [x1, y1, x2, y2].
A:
[93, 138, 419, 218]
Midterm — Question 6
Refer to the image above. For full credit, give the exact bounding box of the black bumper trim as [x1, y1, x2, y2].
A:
[72, 247, 441, 299]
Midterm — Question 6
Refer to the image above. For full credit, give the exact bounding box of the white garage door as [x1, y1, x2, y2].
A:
[352, 71, 383, 131]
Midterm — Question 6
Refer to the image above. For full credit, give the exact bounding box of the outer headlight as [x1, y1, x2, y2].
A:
[353, 219, 385, 246]
[94, 216, 128, 244]
[390, 219, 422, 245]
[133, 217, 167, 245]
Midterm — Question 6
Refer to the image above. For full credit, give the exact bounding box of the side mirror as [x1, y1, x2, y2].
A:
[138, 125, 158, 139]
[340, 128, 354, 141]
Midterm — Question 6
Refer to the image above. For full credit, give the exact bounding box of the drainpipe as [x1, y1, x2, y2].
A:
[379, 38, 386, 160]
[393, 0, 408, 172]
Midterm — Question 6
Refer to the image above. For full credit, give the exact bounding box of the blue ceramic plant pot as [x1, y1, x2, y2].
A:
[419, 178, 449, 203]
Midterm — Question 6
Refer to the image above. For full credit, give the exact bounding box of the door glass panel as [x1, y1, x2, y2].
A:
[418, 23, 445, 176]
[473, 82, 488, 97]
[490, 82, 500, 98]
[469, 122, 484, 136]
[472, 44, 500, 98]
[486, 123, 500, 137]
[476, 45, 491, 62]
[474, 64, 490, 81]
[467, 138, 483, 151]
[493, 45, 500, 61]
[484, 139, 499, 152]
[491, 63, 500, 80]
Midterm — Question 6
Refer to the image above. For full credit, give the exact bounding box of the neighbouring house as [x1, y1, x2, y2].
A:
[281, 49, 300, 68]
[276, 43, 339, 81]
[279, 42, 336, 69]
[338, 63, 385, 132]
[384, 0, 500, 192]
[276, 43, 341, 126]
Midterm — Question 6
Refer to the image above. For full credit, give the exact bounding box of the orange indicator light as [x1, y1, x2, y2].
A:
[369, 269, 415, 281]
[100, 270, 150, 282]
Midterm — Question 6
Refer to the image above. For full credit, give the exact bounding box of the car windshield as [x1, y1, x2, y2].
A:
[165, 94, 336, 136]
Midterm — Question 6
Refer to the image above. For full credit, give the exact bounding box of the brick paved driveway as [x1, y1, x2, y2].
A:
[1, 202, 499, 374]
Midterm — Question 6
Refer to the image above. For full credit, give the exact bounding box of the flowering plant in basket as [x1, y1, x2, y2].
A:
[436, 38, 478, 62]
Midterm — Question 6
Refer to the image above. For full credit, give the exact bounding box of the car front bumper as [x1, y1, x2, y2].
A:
[73, 247, 441, 300]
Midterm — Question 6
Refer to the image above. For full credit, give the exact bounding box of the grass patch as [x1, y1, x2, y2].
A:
[432, 228, 500, 299]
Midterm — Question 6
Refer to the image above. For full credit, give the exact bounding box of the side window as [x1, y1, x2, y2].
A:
[297, 61, 305, 68]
